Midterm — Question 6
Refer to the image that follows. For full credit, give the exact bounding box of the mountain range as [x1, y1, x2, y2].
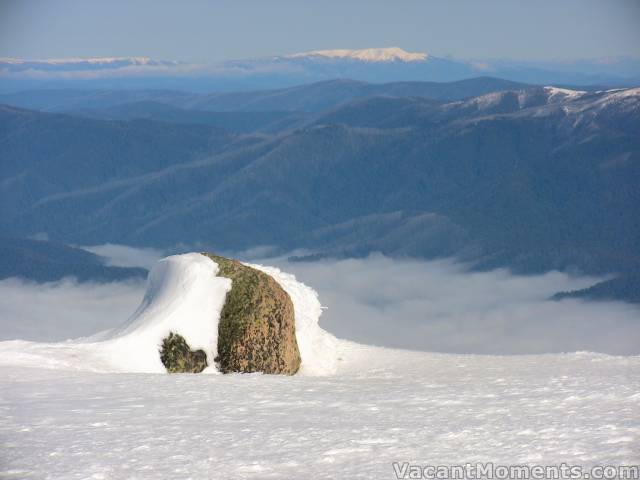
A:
[2, 47, 639, 93]
[0, 77, 530, 113]
[1, 76, 638, 304]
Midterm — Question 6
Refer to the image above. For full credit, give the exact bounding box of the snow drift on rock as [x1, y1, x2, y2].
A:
[102, 253, 231, 372]
[249, 263, 345, 375]
[0, 253, 347, 375]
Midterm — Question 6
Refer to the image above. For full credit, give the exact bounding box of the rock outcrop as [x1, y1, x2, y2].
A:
[159, 332, 208, 373]
[203, 253, 301, 375]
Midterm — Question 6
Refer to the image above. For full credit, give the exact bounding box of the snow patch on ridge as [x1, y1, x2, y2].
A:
[601, 86, 640, 99]
[543, 86, 586, 101]
[562, 87, 640, 114]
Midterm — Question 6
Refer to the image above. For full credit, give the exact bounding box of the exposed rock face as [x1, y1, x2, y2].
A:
[203, 253, 301, 375]
[159, 332, 208, 373]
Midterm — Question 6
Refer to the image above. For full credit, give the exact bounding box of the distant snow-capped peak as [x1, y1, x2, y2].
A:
[0, 57, 182, 70]
[0, 56, 152, 65]
[287, 47, 428, 63]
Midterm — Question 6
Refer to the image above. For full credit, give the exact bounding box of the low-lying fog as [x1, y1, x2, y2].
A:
[1, 246, 638, 355]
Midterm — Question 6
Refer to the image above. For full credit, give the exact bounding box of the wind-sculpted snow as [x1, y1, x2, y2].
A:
[0, 254, 230, 373]
[104, 253, 231, 372]
[0, 253, 348, 375]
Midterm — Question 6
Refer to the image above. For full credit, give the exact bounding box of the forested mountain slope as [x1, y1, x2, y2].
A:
[1, 84, 638, 282]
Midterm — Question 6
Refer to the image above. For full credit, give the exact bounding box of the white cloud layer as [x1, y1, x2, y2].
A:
[0, 278, 146, 342]
[269, 254, 640, 356]
[83, 243, 163, 270]
[1, 247, 638, 355]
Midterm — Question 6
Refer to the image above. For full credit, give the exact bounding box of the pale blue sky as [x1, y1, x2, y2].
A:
[1, 0, 639, 63]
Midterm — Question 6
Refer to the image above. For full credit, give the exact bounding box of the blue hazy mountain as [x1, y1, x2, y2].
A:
[0, 77, 528, 113]
[1, 48, 638, 93]
[553, 274, 640, 304]
[68, 102, 309, 134]
[0, 237, 146, 282]
[1, 81, 638, 300]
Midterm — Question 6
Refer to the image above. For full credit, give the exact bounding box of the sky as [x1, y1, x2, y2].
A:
[1, 0, 639, 63]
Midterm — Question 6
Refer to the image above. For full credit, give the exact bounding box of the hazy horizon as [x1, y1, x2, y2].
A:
[1, 0, 639, 64]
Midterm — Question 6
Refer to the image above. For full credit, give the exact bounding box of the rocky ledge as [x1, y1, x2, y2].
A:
[160, 253, 301, 375]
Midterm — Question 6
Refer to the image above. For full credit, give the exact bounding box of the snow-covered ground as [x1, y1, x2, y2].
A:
[2, 352, 639, 479]
[0, 254, 639, 479]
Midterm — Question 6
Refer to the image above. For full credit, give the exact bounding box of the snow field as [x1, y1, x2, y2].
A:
[0, 253, 638, 478]
[1, 352, 638, 479]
